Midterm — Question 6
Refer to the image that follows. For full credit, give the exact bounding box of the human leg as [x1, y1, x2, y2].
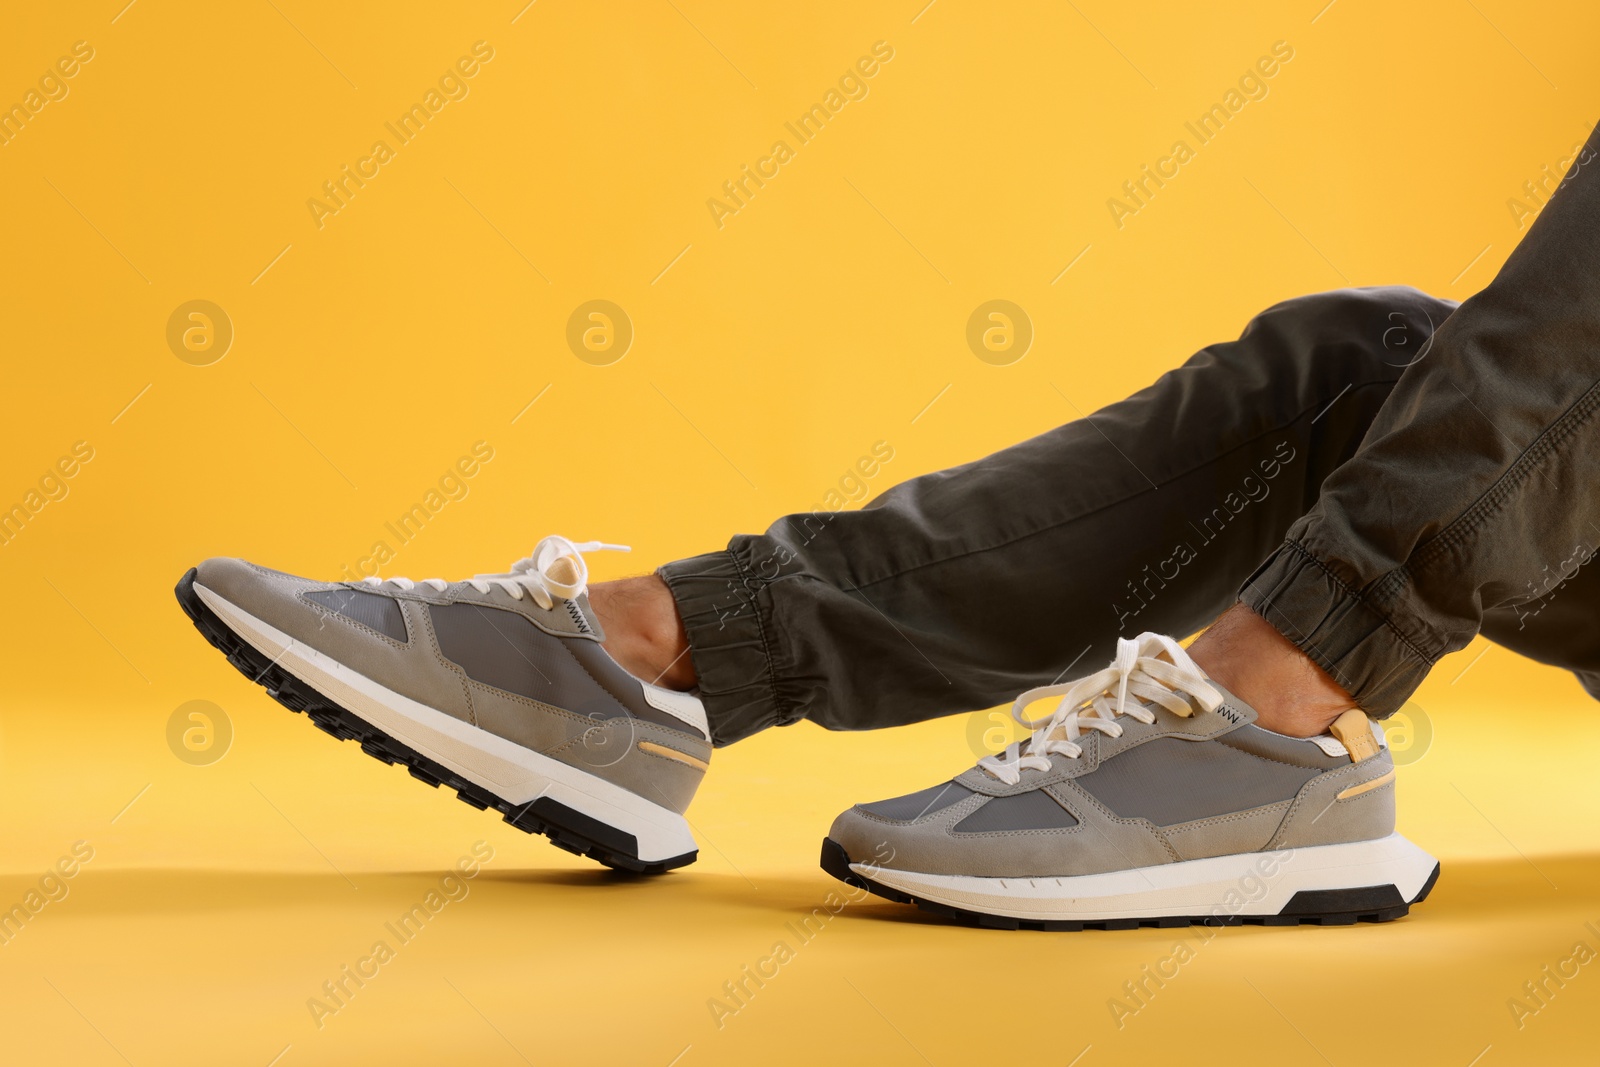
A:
[618, 287, 1453, 745]
[1232, 122, 1600, 719]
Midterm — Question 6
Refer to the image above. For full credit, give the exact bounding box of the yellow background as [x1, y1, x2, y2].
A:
[2, 1, 1598, 1064]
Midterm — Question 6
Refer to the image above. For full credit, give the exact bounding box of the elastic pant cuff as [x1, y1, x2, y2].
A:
[1239, 540, 1434, 717]
[657, 547, 783, 746]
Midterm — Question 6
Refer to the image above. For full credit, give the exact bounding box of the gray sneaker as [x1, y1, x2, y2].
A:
[176, 537, 709, 874]
[822, 632, 1439, 929]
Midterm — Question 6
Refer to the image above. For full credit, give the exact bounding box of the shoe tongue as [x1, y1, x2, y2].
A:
[1191, 678, 1259, 727]
[570, 592, 606, 639]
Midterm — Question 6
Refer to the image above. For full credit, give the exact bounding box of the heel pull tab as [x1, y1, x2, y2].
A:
[1329, 708, 1380, 762]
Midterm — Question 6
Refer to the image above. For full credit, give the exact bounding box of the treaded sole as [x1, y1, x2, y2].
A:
[176, 568, 696, 876]
[819, 837, 1439, 931]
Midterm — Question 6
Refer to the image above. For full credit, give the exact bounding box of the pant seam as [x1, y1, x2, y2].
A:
[720, 547, 792, 732]
[1274, 538, 1438, 668]
[1385, 375, 1600, 591]
[858, 377, 1400, 592]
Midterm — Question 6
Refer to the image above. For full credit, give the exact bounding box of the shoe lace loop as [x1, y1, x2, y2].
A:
[977, 633, 1222, 786]
[359, 535, 629, 609]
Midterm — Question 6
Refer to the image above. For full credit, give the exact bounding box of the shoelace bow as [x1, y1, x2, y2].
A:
[978, 632, 1223, 786]
[359, 535, 629, 609]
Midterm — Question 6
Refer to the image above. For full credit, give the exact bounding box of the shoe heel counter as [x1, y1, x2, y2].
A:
[630, 736, 712, 814]
[1272, 749, 1397, 850]
[548, 722, 710, 814]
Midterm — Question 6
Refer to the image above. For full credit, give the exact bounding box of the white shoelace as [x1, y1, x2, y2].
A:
[358, 535, 629, 609]
[978, 632, 1223, 786]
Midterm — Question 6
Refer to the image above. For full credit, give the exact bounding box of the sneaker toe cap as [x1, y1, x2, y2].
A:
[191, 557, 365, 646]
[827, 781, 977, 873]
[195, 556, 313, 599]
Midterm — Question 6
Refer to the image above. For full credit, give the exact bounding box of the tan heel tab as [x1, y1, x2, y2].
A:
[1329, 708, 1380, 762]
[546, 556, 582, 587]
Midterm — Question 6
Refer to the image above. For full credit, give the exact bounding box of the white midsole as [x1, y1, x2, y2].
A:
[851, 833, 1437, 920]
[195, 584, 697, 862]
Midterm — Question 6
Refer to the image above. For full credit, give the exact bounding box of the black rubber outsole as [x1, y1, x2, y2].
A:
[175, 568, 696, 875]
[820, 837, 1440, 931]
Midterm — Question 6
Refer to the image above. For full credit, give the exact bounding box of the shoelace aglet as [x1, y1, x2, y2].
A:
[573, 541, 631, 554]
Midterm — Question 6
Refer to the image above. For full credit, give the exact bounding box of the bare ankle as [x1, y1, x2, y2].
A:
[1188, 603, 1354, 737]
[589, 574, 696, 690]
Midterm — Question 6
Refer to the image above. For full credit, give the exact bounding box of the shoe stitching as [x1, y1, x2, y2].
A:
[854, 792, 985, 826]
[417, 601, 477, 727]
[1269, 759, 1390, 849]
[295, 592, 412, 652]
[1051, 780, 1182, 863]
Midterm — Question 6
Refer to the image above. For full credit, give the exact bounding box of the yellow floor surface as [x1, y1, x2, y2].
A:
[4, 645, 1599, 1066]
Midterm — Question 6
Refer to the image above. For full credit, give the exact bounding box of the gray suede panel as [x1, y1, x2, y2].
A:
[1271, 749, 1396, 849]
[953, 791, 1079, 833]
[304, 588, 409, 643]
[459, 682, 708, 810]
[859, 783, 974, 822]
[464, 681, 592, 752]
[1161, 801, 1291, 861]
[544, 718, 711, 813]
[1046, 780, 1180, 869]
[828, 776, 1173, 879]
[193, 559, 474, 722]
[194, 558, 325, 618]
